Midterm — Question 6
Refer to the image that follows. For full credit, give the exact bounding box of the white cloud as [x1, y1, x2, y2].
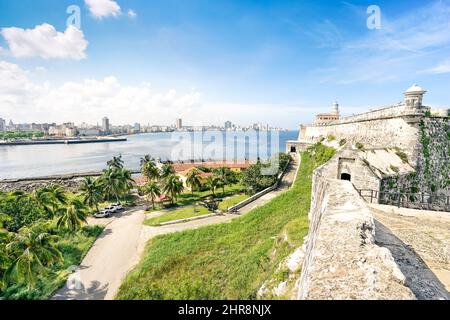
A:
[127, 9, 137, 18]
[0, 61, 42, 103]
[34, 66, 47, 73]
[425, 60, 450, 74]
[0, 60, 304, 127]
[0, 24, 88, 60]
[0, 61, 202, 125]
[85, 0, 121, 19]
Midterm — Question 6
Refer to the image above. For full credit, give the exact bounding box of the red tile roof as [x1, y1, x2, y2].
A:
[172, 161, 254, 172]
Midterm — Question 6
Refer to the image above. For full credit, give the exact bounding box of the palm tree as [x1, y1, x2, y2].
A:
[141, 182, 161, 210]
[213, 167, 233, 195]
[107, 155, 124, 170]
[140, 154, 153, 166]
[46, 185, 67, 216]
[80, 177, 103, 213]
[160, 163, 175, 180]
[0, 229, 8, 291]
[32, 188, 54, 217]
[99, 168, 122, 203]
[56, 199, 87, 232]
[141, 160, 160, 182]
[0, 212, 10, 234]
[206, 176, 220, 197]
[117, 169, 134, 200]
[5, 226, 63, 290]
[162, 175, 184, 204]
[186, 168, 202, 196]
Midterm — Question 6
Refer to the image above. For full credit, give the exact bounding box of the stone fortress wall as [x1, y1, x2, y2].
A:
[299, 114, 421, 160]
[291, 85, 449, 299]
[289, 84, 449, 197]
[296, 164, 416, 299]
[296, 153, 449, 299]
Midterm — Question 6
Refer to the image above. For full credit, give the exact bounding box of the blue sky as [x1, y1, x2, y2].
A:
[0, 0, 449, 129]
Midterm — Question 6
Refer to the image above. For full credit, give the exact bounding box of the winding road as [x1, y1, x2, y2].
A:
[53, 154, 299, 300]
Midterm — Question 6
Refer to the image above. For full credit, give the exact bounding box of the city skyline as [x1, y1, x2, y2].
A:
[0, 115, 287, 138]
[0, 1, 449, 129]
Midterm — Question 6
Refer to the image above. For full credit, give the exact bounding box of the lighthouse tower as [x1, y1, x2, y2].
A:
[332, 101, 340, 116]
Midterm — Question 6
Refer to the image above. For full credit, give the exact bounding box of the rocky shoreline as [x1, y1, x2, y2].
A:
[0, 171, 141, 193]
[0, 177, 86, 193]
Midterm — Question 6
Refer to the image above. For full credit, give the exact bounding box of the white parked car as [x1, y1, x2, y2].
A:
[112, 203, 124, 211]
[94, 210, 112, 219]
[104, 205, 118, 213]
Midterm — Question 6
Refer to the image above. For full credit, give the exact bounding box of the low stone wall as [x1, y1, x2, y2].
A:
[296, 172, 415, 299]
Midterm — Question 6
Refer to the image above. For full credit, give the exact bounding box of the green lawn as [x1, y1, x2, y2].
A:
[116, 144, 335, 300]
[145, 205, 211, 226]
[1, 225, 104, 300]
[145, 193, 250, 226]
[174, 184, 245, 207]
[218, 193, 249, 212]
[144, 183, 245, 213]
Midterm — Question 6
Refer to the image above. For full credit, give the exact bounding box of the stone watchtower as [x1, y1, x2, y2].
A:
[404, 84, 427, 111]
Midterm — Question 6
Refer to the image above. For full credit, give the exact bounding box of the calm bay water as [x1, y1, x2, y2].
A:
[0, 131, 298, 179]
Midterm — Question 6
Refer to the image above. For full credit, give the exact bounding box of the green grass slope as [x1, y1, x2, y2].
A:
[116, 144, 335, 300]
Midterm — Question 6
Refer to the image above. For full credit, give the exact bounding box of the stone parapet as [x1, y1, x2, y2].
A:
[296, 175, 415, 299]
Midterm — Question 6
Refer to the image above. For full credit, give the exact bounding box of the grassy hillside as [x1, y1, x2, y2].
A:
[116, 143, 335, 300]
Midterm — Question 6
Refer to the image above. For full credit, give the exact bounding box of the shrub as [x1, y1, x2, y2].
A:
[355, 142, 364, 150]
[394, 148, 409, 164]
[390, 165, 399, 173]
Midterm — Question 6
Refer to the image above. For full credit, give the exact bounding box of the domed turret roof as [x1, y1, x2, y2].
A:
[405, 84, 426, 94]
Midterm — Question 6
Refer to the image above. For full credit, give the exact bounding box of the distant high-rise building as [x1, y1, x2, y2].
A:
[0, 118, 6, 131]
[176, 118, 183, 130]
[134, 123, 141, 133]
[102, 117, 110, 133]
[224, 121, 232, 129]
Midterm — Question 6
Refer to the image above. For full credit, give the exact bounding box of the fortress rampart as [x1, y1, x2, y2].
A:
[296, 166, 416, 299]
[292, 84, 449, 299]
[299, 112, 422, 162]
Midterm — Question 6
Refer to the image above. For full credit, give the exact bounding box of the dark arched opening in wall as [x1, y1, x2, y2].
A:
[341, 173, 351, 181]
[290, 146, 297, 153]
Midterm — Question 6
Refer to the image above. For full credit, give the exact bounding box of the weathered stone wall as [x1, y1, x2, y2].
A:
[296, 173, 415, 299]
[380, 117, 450, 197]
[299, 116, 421, 164]
[335, 103, 425, 124]
[315, 147, 381, 192]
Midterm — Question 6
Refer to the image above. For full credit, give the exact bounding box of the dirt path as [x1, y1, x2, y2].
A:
[53, 154, 299, 300]
[370, 204, 450, 300]
[52, 206, 147, 300]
